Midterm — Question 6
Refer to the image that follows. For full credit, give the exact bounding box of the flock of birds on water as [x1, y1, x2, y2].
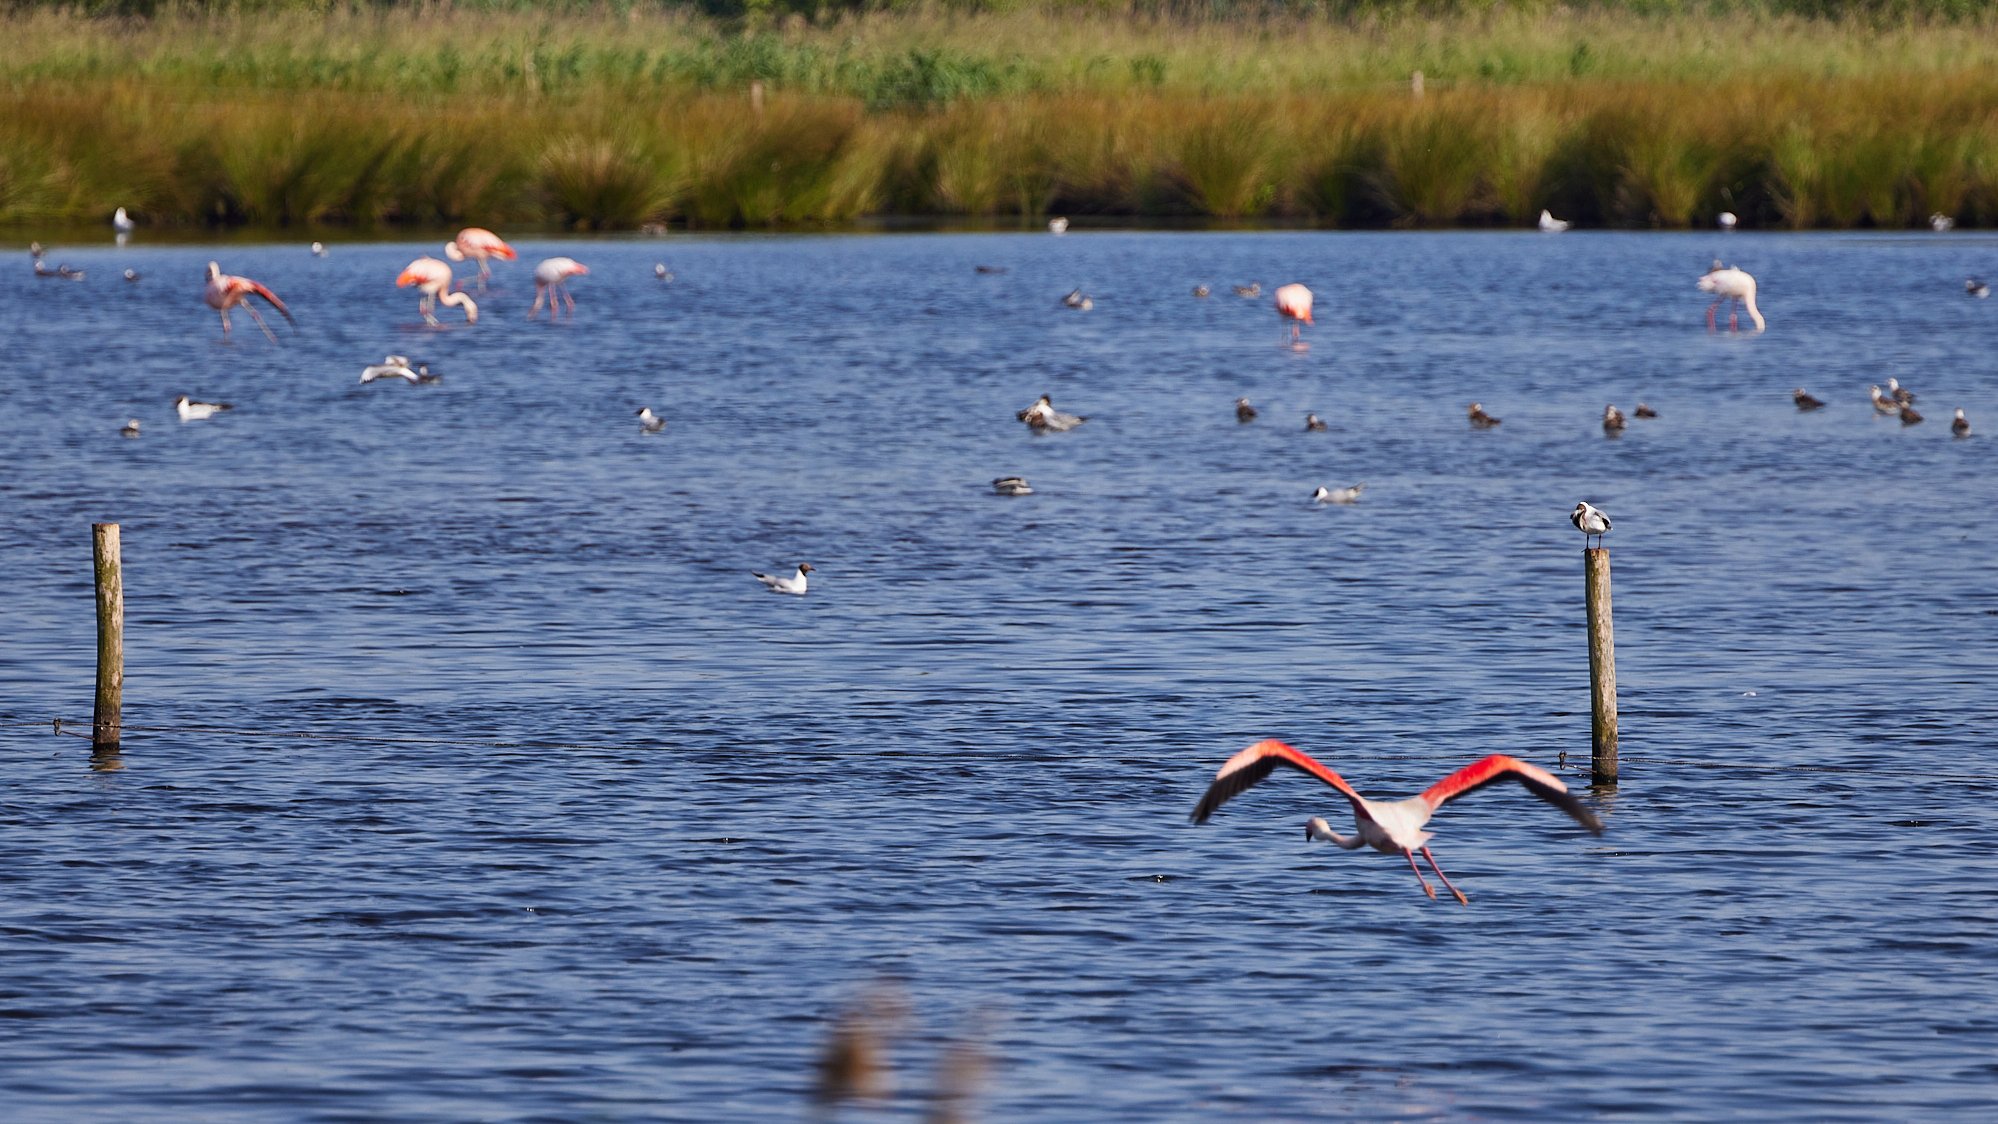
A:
[23, 208, 1988, 902]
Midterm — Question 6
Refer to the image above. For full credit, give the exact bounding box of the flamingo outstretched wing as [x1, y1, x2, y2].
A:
[240, 279, 294, 325]
[1418, 754, 1602, 834]
[1191, 739, 1372, 824]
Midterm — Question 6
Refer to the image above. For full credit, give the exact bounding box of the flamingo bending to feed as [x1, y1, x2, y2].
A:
[203, 262, 294, 342]
[1273, 283, 1313, 348]
[1697, 264, 1764, 333]
[529, 257, 589, 319]
[442, 227, 516, 289]
[1191, 739, 1602, 904]
[397, 257, 478, 326]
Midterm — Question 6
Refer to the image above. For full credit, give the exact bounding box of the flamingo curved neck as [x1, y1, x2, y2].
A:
[437, 289, 478, 322]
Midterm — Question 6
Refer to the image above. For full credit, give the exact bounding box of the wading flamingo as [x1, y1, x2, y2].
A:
[203, 261, 293, 342]
[1191, 739, 1602, 904]
[529, 257, 589, 319]
[1697, 264, 1764, 333]
[1274, 283, 1313, 348]
[397, 257, 478, 326]
[443, 227, 516, 289]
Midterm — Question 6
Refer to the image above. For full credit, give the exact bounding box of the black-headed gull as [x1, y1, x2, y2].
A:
[1192, 284, 1211, 298]
[992, 476, 1033, 496]
[1059, 288, 1092, 311]
[636, 407, 666, 435]
[113, 207, 136, 235]
[753, 563, 814, 595]
[175, 395, 233, 422]
[1048, 217, 1068, 235]
[1018, 395, 1085, 432]
[1312, 483, 1365, 504]
[123, 268, 141, 282]
[1571, 501, 1611, 547]
[654, 263, 673, 281]
[311, 241, 328, 257]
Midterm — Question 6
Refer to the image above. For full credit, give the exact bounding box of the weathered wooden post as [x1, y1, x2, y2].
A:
[93, 522, 123, 750]
[1584, 546, 1617, 784]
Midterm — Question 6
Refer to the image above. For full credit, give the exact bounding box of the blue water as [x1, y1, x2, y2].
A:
[2, 230, 1996, 1121]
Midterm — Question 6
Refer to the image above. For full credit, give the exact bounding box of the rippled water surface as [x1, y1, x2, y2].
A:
[3, 230, 1997, 1121]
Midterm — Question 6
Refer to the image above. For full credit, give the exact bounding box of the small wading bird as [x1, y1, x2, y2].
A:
[203, 262, 293, 342]
[1018, 394, 1086, 432]
[1967, 278, 1989, 299]
[528, 257, 588, 319]
[397, 257, 478, 326]
[1537, 209, 1570, 233]
[1602, 404, 1626, 433]
[174, 395, 232, 422]
[753, 562, 814, 596]
[1698, 263, 1765, 333]
[443, 227, 516, 289]
[992, 476, 1033, 496]
[1235, 397, 1258, 423]
[636, 407, 666, 435]
[1190, 740, 1602, 905]
[1304, 413, 1328, 431]
[1571, 501, 1612, 547]
[1952, 408, 1971, 438]
[1274, 283, 1313, 348]
[1468, 402, 1502, 428]
[1312, 483, 1365, 504]
[1793, 388, 1825, 411]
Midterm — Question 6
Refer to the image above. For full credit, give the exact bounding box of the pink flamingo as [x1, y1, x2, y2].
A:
[203, 261, 294, 342]
[1191, 739, 1602, 904]
[442, 227, 516, 290]
[1697, 263, 1765, 333]
[396, 257, 478, 326]
[1273, 283, 1313, 348]
[528, 257, 589, 319]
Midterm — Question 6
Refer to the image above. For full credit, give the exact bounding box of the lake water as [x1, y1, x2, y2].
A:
[2, 229, 1996, 1121]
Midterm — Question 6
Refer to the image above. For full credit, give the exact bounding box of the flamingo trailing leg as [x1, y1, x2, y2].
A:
[397, 257, 478, 326]
[203, 262, 293, 343]
[1191, 739, 1602, 904]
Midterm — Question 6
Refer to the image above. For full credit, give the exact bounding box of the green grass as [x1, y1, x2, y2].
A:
[7, 6, 1998, 229]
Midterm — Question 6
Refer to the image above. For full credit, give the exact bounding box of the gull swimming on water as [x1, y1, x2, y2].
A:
[636, 407, 666, 434]
[1304, 413, 1328, 431]
[1018, 395, 1086, 432]
[359, 355, 419, 384]
[1869, 385, 1901, 414]
[174, 395, 233, 422]
[1233, 283, 1262, 298]
[120, 418, 141, 438]
[753, 563, 814, 595]
[1570, 501, 1612, 548]
[1793, 388, 1825, 411]
[123, 269, 140, 282]
[1634, 403, 1658, 419]
[1887, 377, 1917, 407]
[1900, 404, 1925, 426]
[1060, 288, 1092, 311]
[1467, 402, 1501, 428]
[654, 263, 674, 281]
[311, 241, 328, 257]
[1537, 209, 1570, 233]
[1312, 483, 1365, 504]
[1048, 217, 1069, 235]
[1717, 211, 1738, 230]
[1967, 278, 1989, 299]
[1931, 213, 1956, 232]
[992, 476, 1033, 496]
[1952, 408, 1971, 437]
[1602, 405, 1627, 433]
[1235, 397, 1258, 423]
[1192, 284, 1210, 298]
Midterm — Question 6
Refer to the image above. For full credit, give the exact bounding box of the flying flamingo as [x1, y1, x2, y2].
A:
[442, 227, 516, 289]
[203, 261, 294, 342]
[396, 257, 478, 326]
[1697, 263, 1765, 333]
[528, 257, 589, 319]
[1274, 283, 1313, 348]
[1191, 739, 1602, 904]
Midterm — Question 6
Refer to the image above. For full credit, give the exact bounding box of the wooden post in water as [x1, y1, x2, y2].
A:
[93, 522, 123, 750]
[1584, 546, 1617, 784]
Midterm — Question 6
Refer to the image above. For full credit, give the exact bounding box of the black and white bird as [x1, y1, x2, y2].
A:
[1537, 209, 1570, 233]
[1869, 385, 1901, 414]
[1634, 403, 1658, 419]
[174, 395, 232, 422]
[636, 407, 666, 434]
[1060, 288, 1092, 311]
[753, 563, 814, 596]
[1570, 502, 1612, 548]
[119, 418, 141, 438]
[112, 207, 136, 235]
[1467, 402, 1501, 428]
[1967, 278, 1989, 299]
[1018, 394, 1086, 432]
[992, 476, 1033, 496]
[1312, 483, 1366, 504]
[359, 355, 419, 384]
[1602, 405, 1626, 433]
[1235, 397, 1258, 423]
[1793, 387, 1825, 411]
[1952, 408, 1970, 437]
[1887, 377, 1917, 407]
[1304, 413, 1328, 431]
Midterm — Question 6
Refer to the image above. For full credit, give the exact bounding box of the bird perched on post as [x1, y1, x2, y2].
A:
[1189, 740, 1602, 905]
[1571, 501, 1612, 548]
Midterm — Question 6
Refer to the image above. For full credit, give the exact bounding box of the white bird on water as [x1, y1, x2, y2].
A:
[1048, 217, 1069, 235]
[753, 563, 814, 596]
[120, 418, 141, 438]
[174, 395, 233, 422]
[1018, 395, 1086, 432]
[636, 407, 666, 434]
[1312, 483, 1365, 504]
[1717, 211, 1738, 231]
[359, 355, 419, 384]
[1967, 278, 1989, 299]
[1931, 213, 1956, 232]
[992, 476, 1033, 496]
[1190, 739, 1602, 905]
[1571, 501, 1612, 548]
[112, 207, 135, 235]
[311, 241, 328, 257]
[1952, 408, 1971, 438]
[1869, 385, 1901, 415]
[1697, 263, 1765, 333]
[1537, 209, 1570, 233]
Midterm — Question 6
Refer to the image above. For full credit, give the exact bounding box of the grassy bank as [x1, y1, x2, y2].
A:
[6, 6, 1998, 229]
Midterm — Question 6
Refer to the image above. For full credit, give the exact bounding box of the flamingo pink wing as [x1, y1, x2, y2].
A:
[1191, 739, 1371, 824]
[243, 279, 294, 323]
[1419, 755, 1602, 834]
